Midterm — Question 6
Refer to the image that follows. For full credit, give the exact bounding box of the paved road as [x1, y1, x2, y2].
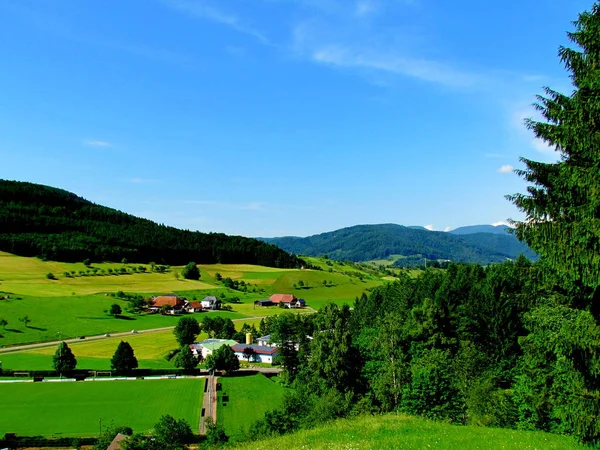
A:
[200, 374, 218, 434]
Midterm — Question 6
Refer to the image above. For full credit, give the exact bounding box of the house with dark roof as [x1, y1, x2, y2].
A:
[231, 343, 279, 364]
[201, 296, 221, 310]
[254, 299, 274, 307]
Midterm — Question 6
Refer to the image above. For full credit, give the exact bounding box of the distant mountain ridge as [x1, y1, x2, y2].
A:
[261, 223, 535, 265]
[449, 224, 511, 235]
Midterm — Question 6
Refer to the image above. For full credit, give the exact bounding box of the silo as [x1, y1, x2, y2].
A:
[246, 333, 253, 345]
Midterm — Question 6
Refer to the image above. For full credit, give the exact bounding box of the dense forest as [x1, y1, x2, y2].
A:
[246, 4, 600, 446]
[262, 223, 536, 264]
[0, 180, 303, 268]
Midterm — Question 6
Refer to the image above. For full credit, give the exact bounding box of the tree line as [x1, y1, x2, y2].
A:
[0, 180, 303, 268]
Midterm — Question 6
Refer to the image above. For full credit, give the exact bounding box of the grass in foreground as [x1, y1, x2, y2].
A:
[0, 378, 203, 437]
[231, 413, 584, 450]
[217, 374, 287, 441]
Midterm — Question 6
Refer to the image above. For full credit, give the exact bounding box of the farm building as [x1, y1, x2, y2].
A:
[231, 343, 279, 364]
[268, 294, 306, 308]
[149, 294, 185, 314]
[185, 301, 203, 313]
[257, 335, 276, 347]
[201, 296, 221, 310]
[254, 299, 274, 307]
[190, 339, 237, 359]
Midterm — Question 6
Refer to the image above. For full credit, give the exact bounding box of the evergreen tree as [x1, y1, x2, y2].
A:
[111, 341, 138, 372]
[507, 2, 600, 305]
[507, 3, 600, 443]
[52, 341, 77, 373]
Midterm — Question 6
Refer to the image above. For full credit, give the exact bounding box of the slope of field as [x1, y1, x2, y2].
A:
[0, 179, 301, 268]
[262, 223, 536, 264]
[217, 375, 287, 441]
[0, 252, 388, 347]
[232, 413, 584, 450]
[0, 379, 203, 437]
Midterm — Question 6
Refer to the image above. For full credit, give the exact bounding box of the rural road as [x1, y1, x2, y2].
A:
[0, 309, 316, 354]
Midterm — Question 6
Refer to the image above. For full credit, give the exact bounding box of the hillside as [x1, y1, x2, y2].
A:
[449, 224, 511, 235]
[0, 180, 301, 267]
[261, 224, 536, 265]
[233, 413, 583, 450]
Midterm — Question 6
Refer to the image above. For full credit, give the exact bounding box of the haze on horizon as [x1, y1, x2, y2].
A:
[0, 0, 586, 237]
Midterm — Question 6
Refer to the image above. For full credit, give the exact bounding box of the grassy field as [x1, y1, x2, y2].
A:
[0, 378, 203, 437]
[217, 374, 287, 441]
[0, 251, 390, 347]
[232, 413, 585, 450]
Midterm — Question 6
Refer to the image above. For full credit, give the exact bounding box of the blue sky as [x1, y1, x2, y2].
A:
[0, 0, 590, 237]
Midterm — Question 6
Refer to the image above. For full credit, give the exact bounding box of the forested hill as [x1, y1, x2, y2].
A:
[0, 180, 302, 267]
[261, 224, 536, 264]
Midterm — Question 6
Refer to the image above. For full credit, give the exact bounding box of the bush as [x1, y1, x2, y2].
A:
[45, 272, 56, 280]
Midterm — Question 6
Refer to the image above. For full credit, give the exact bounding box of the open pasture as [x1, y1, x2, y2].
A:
[217, 374, 287, 441]
[0, 378, 203, 437]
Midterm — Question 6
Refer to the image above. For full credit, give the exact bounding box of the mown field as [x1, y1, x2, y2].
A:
[217, 374, 287, 441]
[0, 251, 388, 347]
[0, 378, 203, 437]
[232, 413, 585, 450]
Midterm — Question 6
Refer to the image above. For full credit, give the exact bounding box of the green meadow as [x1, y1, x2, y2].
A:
[0, 251, 388, 347]
[0, 378, 203, 437]
[217, 374, 287, 441]
[232, 413, 585, 450]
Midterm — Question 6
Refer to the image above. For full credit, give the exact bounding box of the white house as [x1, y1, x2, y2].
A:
[201, 296, 221, 310]
[231, 343, 279, 364]
[257, 335, 277, 347]
[190, 339, 237, 359]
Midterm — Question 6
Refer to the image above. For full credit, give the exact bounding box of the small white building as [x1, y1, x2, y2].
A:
[190, 339, 237, 359]
[201, 296, 221, 310]
[231, 344, 279, 364]
[257, 335, 277, 347]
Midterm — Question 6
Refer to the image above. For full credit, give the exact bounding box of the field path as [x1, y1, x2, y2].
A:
[200, 374, 219, 434]
[0, 315, 270, 354]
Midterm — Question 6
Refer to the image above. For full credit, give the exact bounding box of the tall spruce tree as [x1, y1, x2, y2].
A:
[507, 2, 600, 308]
[508, 3, 600, 443]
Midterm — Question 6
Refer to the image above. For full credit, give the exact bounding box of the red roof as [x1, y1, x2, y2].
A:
[189, 302, 202, 309]
[269, 294, 296, 304]
[151, 296, 184, 307]
[232, 344, 278, 355]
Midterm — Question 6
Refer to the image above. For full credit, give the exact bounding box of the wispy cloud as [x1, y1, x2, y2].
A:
[424, 224, 435, 231]
[492, 221, 512, 227]
[161, 0, 271, 45]
[443, 226, 451, 232]
[497, 164, 514, 174]
[83, 140, 112, 147]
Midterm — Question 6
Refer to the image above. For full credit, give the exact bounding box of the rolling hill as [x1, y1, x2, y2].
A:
[0, 180, 301, 268]
[261, 224, 536, 265]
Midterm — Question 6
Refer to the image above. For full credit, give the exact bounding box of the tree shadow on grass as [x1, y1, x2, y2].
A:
[28, 326, 47, 331]
[5, 328, 23, 333]
[116, 315, 136, 321]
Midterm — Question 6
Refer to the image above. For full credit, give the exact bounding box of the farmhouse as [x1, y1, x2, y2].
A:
[268, 294, 306, 309]
[231, 343, 279, 364]
[201, 296, 221, 310]
[149, 294, 185, 314]
[185, 301, 203, 313]
[257, 335, 276, 347]
[190, 339, 237, 359]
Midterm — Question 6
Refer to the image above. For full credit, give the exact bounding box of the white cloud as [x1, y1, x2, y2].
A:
[83, 140, 112, 147]
[311, 44, 479, 88]
[443, 226, 451, 232]
[492, 221, 512, 227]
[497, 164, 514, 174]
[530, 138, 555, 153]
[161, 0, 271, 45]
[424, 224, 435, 231]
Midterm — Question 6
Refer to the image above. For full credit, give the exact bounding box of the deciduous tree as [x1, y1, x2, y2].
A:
[173, 316, 200, 347]
[111, 341, 138, 372]
[181, 262, 200, 280]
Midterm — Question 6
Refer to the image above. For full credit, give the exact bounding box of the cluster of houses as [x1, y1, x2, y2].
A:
[254, 293, 306, 309]
[148, 294, 220, 315]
